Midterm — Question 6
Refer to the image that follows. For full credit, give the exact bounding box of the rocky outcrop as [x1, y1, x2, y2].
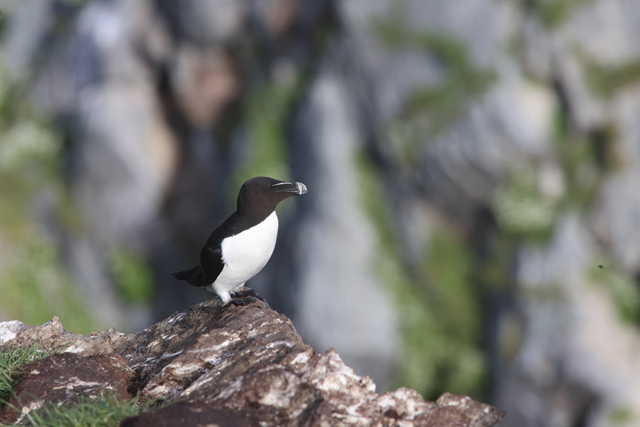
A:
[0, 297, 504, 426]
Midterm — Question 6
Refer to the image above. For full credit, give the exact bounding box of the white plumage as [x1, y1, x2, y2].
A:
[205, 211, 279, 303]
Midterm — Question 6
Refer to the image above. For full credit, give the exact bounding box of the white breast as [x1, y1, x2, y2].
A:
[208, 211, 279, 303]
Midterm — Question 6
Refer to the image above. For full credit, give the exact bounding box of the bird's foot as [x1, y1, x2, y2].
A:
[229, 296, 256, 307]
[231, 288, 269, 307]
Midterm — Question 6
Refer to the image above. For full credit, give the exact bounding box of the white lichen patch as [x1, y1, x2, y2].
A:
[385, 388, 431, 416]
[64, 344, 85, 354]
[209, 376, 243, 400]
[0, 320, 24, 343]
[52, 377, 104, 391]
[264, 341, 296, 350]
[376, 394, 397, 408]
[148, 340, 162, 348]
[203, 355, 222, 366]
[310, 352, 375, 395]
[291, 351, 310, 365]
[144, 383, 172, 399]
[162, 361, 203, 377]
[15, 400, 43, 424]
[290, 351, 312, 369]
[441, 395, 470, 407]
[188, 336, 236, 354]
[257, 370, 300, 408]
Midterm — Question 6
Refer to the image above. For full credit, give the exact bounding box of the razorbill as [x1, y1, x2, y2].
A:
[171, 176, 307, 306]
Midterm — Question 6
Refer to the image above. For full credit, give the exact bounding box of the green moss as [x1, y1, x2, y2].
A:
[0, 10, 8, 37]
[404, 70, 495, 136]
[375, 12, 495, 137]
[386, 231, 488, 400]
[536, 0, 594, 29]
[590, 260, 640, 325]
[608, 406, 634, 424]
[585, 56, 640, 98]
[0, 240, 95, 335]
[0, 342, 62, 406]
[476, 235, 518, 292]
[505, 33, 523, 59]
[382, 122, 421, 168]
[0, 171, 33, 240]
[54, 191, 86, 233]
[0, 122, 61, 173]
[497, 313, 524, 361]
[0, 165, 95, 335]
[356, 151, 486, 400]
[552, 107, 610, 211]
[354, 153, 397, 249]
[109, 249, 154, 304]
[537, 0, 573, 28]
[492, 167, 557, 242]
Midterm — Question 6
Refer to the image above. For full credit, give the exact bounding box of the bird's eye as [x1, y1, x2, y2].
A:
[268, 184, 273, 188]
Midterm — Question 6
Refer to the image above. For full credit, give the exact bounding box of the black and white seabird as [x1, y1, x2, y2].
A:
[171, 176, 307, 306]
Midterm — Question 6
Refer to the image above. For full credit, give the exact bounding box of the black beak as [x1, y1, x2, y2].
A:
[273, 181, 308, 195]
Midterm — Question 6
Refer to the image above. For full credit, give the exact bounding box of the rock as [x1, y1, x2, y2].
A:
[0, 315, 127, 356]
[430, 393, 507, 426]
[0, 298, 504, 426]
[0, 353, 132, 424]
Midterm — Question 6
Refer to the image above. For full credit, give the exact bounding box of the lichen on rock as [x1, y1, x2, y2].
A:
[0, 297, 504, 426]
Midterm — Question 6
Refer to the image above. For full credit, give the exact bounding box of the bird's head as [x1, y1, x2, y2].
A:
[237, 176, 307, 217]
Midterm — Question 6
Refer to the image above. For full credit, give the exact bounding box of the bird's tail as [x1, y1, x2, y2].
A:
[170, 265, 209, 287]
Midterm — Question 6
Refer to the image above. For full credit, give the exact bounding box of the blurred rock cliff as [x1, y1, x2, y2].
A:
[2, 0, 640, 426]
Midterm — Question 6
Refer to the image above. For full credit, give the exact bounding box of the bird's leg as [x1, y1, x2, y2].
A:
[232, 288, 269, 307]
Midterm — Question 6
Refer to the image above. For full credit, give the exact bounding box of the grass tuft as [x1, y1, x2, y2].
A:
[0, 343, 60, 406]
[3, 392, 152, 427]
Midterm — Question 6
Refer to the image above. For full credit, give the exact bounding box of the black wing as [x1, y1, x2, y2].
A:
[199, 212, 244, 283]
[173, 211, 256, 287]
[200, 239, 224, 284]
